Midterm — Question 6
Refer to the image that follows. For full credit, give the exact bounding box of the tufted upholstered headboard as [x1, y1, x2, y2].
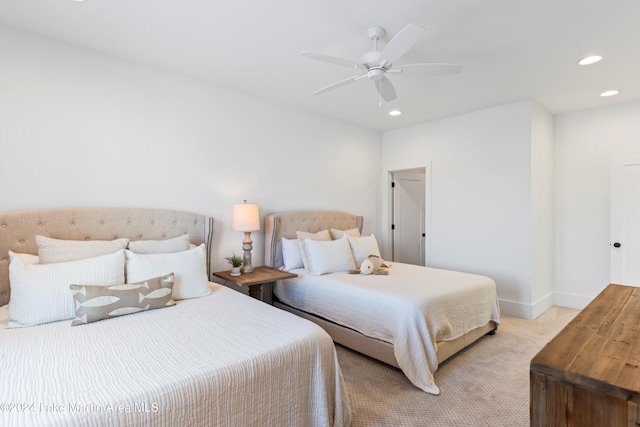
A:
[0, 207, 214, 306]
[264, 210, 363, 269]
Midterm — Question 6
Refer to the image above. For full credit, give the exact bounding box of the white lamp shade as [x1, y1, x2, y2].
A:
[232, 202, 260, 231]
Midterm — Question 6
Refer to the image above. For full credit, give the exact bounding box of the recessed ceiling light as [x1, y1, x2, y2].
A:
[578, 55, 602, 65]
[389, 110, 401, 116]
[601, 90, 620, 97]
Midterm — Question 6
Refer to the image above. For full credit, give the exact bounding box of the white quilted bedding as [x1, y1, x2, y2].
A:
[274, 262, 500, 395]
[0, 283, 350, 427]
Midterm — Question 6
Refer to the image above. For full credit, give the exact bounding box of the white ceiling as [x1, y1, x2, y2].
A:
[1, 0, 639, 131]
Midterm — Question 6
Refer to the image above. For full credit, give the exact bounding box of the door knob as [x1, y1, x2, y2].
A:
[613, 242, 622, 248]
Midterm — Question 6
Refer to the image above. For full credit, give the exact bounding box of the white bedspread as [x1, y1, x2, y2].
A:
[274, 263, 500, 395]
[0, 283, 350, 427]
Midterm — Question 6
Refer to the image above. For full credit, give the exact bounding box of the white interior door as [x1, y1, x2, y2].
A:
[611, 155, 640, 286]
[392, 171, 425, 265]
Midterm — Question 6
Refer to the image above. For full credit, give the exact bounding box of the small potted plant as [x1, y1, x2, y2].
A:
[226, 253, 243, 276]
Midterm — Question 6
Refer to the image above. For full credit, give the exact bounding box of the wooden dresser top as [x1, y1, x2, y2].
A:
[531, 284, 640, 402]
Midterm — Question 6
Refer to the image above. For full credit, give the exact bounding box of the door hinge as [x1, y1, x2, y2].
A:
[391, 224, 395, 230]
[391, 182, 395, 188]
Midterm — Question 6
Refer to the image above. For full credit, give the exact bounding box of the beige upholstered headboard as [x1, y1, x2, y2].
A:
[0, 207, 214, 306]
[264, 210, 363, 269]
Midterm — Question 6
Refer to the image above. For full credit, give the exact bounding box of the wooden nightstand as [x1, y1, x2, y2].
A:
[212, 266, 297, 301]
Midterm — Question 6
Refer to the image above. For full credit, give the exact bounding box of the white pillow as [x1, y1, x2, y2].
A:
[127, 234, 191, 254]
[347, 234, 381, 267]
[9, 252, 39, 264]
[296, 229, 331, 270]
[7, 250, 125, 328]
[303, 238, 356, 276]
[330, 227, 361, 240]
[125, 244, 210, 300]
[36, 235, 129, 264]
[281, 238, 303, 270]
[296, 229, 331, 241]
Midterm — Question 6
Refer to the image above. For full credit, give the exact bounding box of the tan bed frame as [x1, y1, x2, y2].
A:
[264, 210, 496, 368]
[0, 207, 214, 307]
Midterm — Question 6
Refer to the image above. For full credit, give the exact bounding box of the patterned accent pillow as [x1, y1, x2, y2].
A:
[69, 273, 176, 326]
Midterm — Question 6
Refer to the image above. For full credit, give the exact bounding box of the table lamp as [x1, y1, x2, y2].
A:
[232, 200, 260, 273]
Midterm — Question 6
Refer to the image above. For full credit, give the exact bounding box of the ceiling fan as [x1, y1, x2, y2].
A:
[300, 23, 463, 104]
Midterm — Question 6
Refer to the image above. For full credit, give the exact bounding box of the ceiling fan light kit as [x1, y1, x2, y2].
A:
[300, 23, 463, 105]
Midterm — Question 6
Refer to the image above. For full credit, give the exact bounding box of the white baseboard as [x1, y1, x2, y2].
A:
[498, 298, 535, 320]
[499, 292, 594, 320]
[531, 293, 556, 319]
[553, 291, 593, 310]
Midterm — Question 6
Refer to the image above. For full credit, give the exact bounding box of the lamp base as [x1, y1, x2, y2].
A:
[241, 231, 254, 273]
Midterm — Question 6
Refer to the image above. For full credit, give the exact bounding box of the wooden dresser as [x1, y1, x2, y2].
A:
[530, 284, 640, 427]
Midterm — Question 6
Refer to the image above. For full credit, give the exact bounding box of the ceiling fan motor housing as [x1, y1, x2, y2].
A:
[362, 50, 383, 68]
[367, 68, 385, 81]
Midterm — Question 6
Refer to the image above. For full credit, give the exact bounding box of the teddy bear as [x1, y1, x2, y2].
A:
[349, 255, 390, 275]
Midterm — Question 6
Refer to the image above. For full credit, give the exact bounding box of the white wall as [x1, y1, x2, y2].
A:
[554, 101, 640, 308]
[382, 99, 640, 318]
[0, 26, 381, 274]
[3, 26, 638, 316]
[530, 102, 555, 317]
[381, 101, 535, 317]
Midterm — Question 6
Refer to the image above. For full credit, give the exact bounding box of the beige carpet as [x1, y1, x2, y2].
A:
[337, 306, 578, 427]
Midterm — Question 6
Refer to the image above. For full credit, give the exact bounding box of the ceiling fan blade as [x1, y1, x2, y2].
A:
[300, 51, 365, 70]
[380, 23, 425, 65]
[394, 63, 463, 76]
[311, 74, 365, 95]
[375, 76, 397, 102]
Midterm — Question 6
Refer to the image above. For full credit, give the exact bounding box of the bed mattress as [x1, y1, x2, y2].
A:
[274, 262, 500, 395]
[0, 283, 350, 427]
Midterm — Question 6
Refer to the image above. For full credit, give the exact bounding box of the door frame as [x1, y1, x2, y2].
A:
[391, 170, 426, 265]
[388, 163, 432, 266]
